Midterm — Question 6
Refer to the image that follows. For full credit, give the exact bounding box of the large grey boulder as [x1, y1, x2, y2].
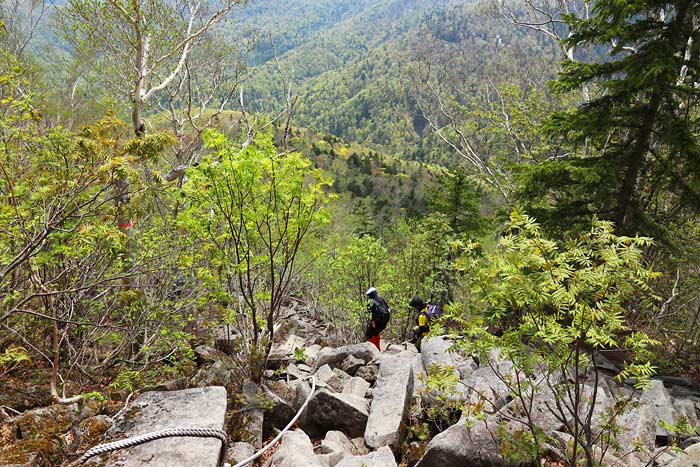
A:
[314, 343, 381, 371]
[306, 389, 370, 438]
[322, 430, 359, 456]
[268, 335, 306, 370]
[641, 380, 682, 438]
[286, 363, 311, 381]
[673, 398, 698, 428]
[267, 429, 323, 467]
[409, 352, 426, 393]
[84, 386, 227, 467]
[292, 380, 313, 427]
[415, 384, 562, 467]
[577, 382, 615, 437]
[316, 364, 343, 392]
[335, 446, 398, 467]
[497, 379, 564, 432]
[420, 337, 461, 378]
[414, 417, 501, 467]
[305, 344, 322, 366]
[420, 337, 477, 380]
[460, 355, 516, 408]
[364, 355, 415, 456]
[333, 368, 353, 392]
[269, 335, 306, 360]
[615, 404, 657, 454]
[263, 385, 295, 438]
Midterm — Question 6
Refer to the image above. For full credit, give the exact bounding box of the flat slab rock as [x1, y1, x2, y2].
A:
[364, 354, 414, 455]
[84, 386, 227, 467]
[336, 445, 398, 467]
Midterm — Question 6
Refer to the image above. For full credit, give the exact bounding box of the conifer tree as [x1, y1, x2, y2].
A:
[522, 0, 700, 239]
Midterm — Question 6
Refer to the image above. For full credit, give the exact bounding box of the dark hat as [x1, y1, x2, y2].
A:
[409, 296, 425, 309]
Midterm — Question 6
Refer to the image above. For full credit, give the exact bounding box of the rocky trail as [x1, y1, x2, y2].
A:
[3, 305, 700, 467]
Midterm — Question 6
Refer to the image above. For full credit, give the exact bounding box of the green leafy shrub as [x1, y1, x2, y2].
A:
[0, 346, 31, 372]
[452, 211, 660, 466]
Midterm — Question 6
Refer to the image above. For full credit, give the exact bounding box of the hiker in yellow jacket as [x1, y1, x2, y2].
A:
[408, 296, 429, 351]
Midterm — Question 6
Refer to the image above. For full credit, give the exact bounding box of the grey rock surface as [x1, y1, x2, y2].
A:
[414, 417, 500, 467]
[616, 404, 657, 453]
[225, 442, 255, 465]
[341, 355, 365, 376]
[85, 386, 227, 467]
[343, 376, 371, 398]
[497, 379, 563, 433]
[269, 334, 306, 360]
[267, 429, 323, 467]
[364, 355, 415, 455]
[322, 430, 359, 456]
[314, 343, 381, 371]
[420, 337, 461, 378]
[242, 380, 264, 448]
[263, 386, 295, 438]
[305, 344, 322, 366]
[355, 364, 379, 385]
[316, 364, 341, 391]
[335, 446, 398, 467]
[641, 380, 682, 438]
[332, 368, 352, 392]
[667, 443, 700, 467]
[306, 389, 370, 438]
[285, 363, 309, 381]
[461, 358, 515, 408]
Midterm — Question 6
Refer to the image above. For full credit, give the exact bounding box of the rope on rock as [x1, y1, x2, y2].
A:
[76, 426, 228, 465]
[76, 375, 316, 467]
[230, 375, 317, 467]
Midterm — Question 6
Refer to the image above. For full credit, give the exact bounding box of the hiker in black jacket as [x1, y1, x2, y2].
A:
[365, 287, 390, 350]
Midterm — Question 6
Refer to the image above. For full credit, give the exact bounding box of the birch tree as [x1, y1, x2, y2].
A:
[59, 0, 245, 248]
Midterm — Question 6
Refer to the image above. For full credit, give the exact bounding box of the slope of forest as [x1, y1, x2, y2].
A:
[227, 0, 561, 159]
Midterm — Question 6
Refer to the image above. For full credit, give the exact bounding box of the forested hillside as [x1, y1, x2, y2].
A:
[235, 0, 562, 158]
[1, 0, 700, 466]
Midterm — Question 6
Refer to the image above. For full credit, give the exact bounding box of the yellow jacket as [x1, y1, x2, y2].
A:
[418, 310, 429, 327]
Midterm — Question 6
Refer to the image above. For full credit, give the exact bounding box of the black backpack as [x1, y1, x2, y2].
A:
[373, 298, 391, 326]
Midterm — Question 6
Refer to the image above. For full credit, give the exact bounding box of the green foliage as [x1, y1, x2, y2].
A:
[109, 370, 143, 393]
[416, 364, 464, 435]
[659, 417, 698, 437]
[459, 211, 659, 352]
[81, 391, 106, 402]
[182, 130, 331, 381]
[293, 347, 307, 362]
[452, 211, 661, 466]
[301, 212, 468, 341]
[496, 423, 541, 466]
[0, 346, 31, 370]
[426, 167, 489, 235]
[534, 0, 700, 239]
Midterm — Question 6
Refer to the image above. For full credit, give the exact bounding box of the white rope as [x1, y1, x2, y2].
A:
[229, 375, 316, 467]
[76, 427, 228, 464]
